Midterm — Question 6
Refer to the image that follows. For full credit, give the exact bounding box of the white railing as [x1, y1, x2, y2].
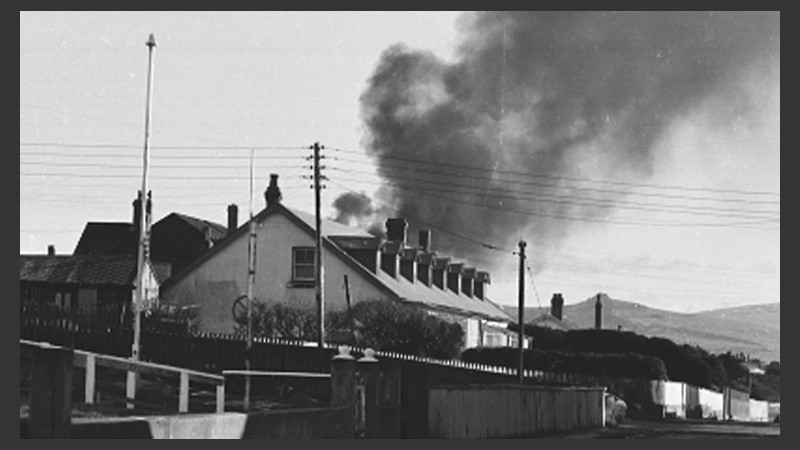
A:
[20, 339, 225, 413]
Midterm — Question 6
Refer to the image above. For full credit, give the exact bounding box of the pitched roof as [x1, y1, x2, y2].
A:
[19, 254, 139, 286]
[169, 213, 227, 241]
[161, 203, 512, 322]
[73, 222, 137, 256]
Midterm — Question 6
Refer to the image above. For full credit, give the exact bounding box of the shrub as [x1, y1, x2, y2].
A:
[328, 300, 464, 359]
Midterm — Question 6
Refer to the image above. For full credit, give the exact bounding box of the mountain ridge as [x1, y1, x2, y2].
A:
[500, 295, 779, 363]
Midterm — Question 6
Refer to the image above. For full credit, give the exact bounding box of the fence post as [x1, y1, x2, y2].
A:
[330, 345, 356, 438]
[29, 345, 73, 438]
[84, 354, 95, 404]
[358, 348, 379, 439]
[179, 371, 190, 413]
[216, 383, 225, 413]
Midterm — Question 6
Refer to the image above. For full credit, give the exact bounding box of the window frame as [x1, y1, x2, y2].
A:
[291, 246, 316, 285]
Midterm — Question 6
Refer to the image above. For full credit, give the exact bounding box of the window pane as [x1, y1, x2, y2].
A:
[295, 265, 315, 280]
[294, 248, 315, 264]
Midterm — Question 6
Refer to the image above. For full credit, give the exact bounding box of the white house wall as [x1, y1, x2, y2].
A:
[162, 213, 391, 334]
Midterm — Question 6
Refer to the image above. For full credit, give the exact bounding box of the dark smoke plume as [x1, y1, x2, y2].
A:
[335, 11, 779, 270]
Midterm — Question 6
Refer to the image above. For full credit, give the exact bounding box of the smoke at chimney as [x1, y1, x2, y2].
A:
[333, 11, 779, 269]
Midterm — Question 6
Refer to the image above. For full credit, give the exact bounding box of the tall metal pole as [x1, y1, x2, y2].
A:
[517, 240, 527, 384]
[244, 148, 256, 411]
[313, 142, 325, 347]
[128, 33, 156, 408]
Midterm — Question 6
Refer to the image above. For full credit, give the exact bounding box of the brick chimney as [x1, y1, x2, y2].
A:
[447, 263, 464, 295]
[461, 268, 476, 297]
[417, 252, 434, 286]
[227, 204, 238, 236]
[431, 256, 450, 289]
[418, 229, 431, 252]
[386, 218, 407, 244]
[265, 174, 282, 208]
[474, 271, 490, 300]
[399, 248, 418, 283]
[595, 293, 603, 330]
[551, 293, 564, 320]
[379, 241, 402, 278]
[47, 244, 55, 256]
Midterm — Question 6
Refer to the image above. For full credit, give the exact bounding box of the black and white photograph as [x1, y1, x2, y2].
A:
[20, 11, 779, 439]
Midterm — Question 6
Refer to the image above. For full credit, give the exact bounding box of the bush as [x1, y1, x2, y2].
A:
[235, 299, 465, 359]
[328, 300, 464, 359]
[234, 300, 319, 341]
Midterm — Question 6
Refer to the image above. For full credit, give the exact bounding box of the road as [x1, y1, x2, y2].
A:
[531, 418, 780, 439]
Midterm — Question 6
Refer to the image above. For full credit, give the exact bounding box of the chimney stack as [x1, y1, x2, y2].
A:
[132, 191, 142, 231]
[265, 174, 282, 208]
[551, 293, 564, 320]
[227, 204, 238, 236]
[386, 218, 407, 244]
[475, 271, 490, 300]
[399, 248, 418, 283]
[47, 244, 55, 256]
[418, 229, 431, 252]
[446, 263, 464, 295]
[595, 294, 603, 330]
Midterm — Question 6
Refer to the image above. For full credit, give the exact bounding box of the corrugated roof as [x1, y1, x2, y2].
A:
[19, 255, 139, 286]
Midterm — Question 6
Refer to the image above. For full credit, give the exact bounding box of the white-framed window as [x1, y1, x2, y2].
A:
[292, 247, 316, 282]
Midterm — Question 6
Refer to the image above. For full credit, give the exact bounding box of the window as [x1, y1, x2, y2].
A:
[292, 247, 316, 282]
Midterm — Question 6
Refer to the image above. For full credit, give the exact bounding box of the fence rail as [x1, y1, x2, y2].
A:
[20, 339, 225, 414]
[20, 316, 606, 389]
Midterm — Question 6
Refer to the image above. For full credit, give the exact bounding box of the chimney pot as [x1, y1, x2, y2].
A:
[265, 174, 282, 208]
[47, 245, 55, 256]
[386, 218, 407, 243]
[227, 204, 238, 235]
[551, 293, 564, 320]
[418, 229, 431, 251]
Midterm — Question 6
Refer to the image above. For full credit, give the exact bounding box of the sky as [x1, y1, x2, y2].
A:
[20, 11, 780, 314]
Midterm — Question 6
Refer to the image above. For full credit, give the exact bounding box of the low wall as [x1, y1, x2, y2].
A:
[697, 388, 724, 419]
[427, 384, 605, 438]
[768, 402, 780, 422]
[749, 400, 769, 422]
[724, 387, 750, 422]
[20, 407, 354, 439]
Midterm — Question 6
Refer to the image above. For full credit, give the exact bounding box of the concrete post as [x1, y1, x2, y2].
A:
[330, 346, 356, 407]
[29, 345, 73, 438]
[358, 348, 380, 438]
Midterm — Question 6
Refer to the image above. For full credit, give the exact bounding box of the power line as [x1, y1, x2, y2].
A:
[330, 174, 779, 228]
[20, 142, 307, 150]
[331, 170, 779, 221]
[331, 147, 781, 197]
[328, 179, 516, 255]
[331, 156, 781, 206]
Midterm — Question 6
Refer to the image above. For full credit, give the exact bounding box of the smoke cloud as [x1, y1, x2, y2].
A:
[334, 11, 779, 270]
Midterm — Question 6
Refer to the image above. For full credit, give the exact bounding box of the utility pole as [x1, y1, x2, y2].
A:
[244, 148, 256, 411]
[312, 142, 325, 347]
[128, 33, 156, 408]
[517, 240, 527, 384]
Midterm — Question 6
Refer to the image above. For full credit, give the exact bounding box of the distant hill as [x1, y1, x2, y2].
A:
[501, 294, 780, 363]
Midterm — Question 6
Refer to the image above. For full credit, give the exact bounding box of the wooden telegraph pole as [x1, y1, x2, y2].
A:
[128, 33, 156, 408]
[313, 142, 325, 347]
[517, 240, 527, 384]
